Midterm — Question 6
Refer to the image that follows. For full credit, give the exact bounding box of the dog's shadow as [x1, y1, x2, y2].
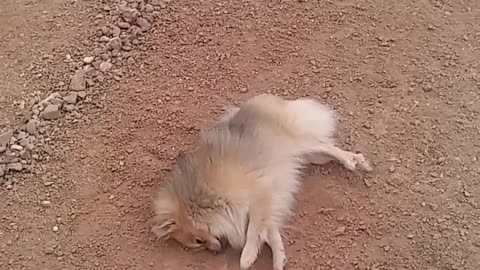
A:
[217, 248, 274, 270]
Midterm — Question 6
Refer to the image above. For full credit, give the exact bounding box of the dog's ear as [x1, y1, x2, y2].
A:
[152, 219, 176, 239]
[175, 152, 194, 173]
[175, 151, 187, 165]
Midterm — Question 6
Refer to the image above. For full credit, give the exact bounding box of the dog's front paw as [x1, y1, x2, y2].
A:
[240, 246, 259, 270]
[273, 251, 286, 270]
[353, 153, 372, 172]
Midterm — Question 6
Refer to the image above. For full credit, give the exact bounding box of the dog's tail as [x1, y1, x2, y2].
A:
[286, 98, 336, 142]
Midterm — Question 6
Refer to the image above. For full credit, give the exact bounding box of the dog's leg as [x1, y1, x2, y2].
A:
[266, 225, 286, 270]
[306, 152, 333, 165]
[240, 214, 268, 270]
[309, 142, 372, 172]
[218, 106, 240, 123]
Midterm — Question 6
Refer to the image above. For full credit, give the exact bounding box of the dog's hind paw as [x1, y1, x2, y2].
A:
[240, 246, 259, 270]
[343, 153, 372, 172]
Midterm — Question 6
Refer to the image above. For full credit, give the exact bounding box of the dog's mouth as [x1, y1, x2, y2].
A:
[205, 236, 225, 253]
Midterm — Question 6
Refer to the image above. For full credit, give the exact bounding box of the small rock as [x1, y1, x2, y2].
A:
[52, 226, 59, 232]
[100, 62, 113, 72]
[121, 7, 139, 23]
[407, 234, 414, 239]
[41, 200, 52, 207]
[388, 165, 395, 173]
[99, 36, 110, 43]
[127, 57, 136, 65]
[77, 91, 87, 99]
[0, 146, 5, 153]
[83, 56, 95, 64]
[26, 143, 35, 151]
[0, 129, 14, 147]
[0, 165, 5, 177]
[112, 26, 121, 37]
[11, 145, 24, 151]
[428, 203, 439, 211]
[7, 163, 23, 172]
[69, 70, 86, 91]
[63, 104, 75, 112]
[363, 178, 372, 187]
[240, 87, 248, 93]
[50, 98, 63, 105]
[143, 4, 154, 13]
[26, 119, 40, 135]
[107, 37, 122, 51]
[63, 92, 78, 104]
[136, 17, 151, 31]
[118, 21, 131, 29]
[422, 84, 433, 92]
[151, 0, 167, 7]
[333, 226, 346, 236]
[45, 247, 55, 255]
[41, 104, 61, 120]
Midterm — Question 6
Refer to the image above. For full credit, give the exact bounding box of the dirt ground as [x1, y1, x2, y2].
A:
[1, 0, 479, 270]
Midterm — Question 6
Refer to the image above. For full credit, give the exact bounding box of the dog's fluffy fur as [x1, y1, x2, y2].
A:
[152, 94, 372, 270]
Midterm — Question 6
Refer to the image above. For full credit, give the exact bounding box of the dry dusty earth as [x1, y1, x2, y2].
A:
[1, 0, 479, 270]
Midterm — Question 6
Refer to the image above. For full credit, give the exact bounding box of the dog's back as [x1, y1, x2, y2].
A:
[212, 94, 336, 152]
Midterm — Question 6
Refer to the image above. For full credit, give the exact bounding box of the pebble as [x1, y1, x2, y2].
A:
[0, 146, 5, 153]
[77, 91, 87, 99]
[107, 37, 122, 51]
[50, 98, 63, 105]
[63, 92, 78, 104]
[7, 163, 23, 172]
[83, 56, 95, 64]
[63, 104, 75, 112]
[112, 26, 121, 37]
[121, 7, 139, 23]
[41, 104, 62, 120]
[11, 144, 24, 151]
[127, 57, 136, 65]
[99, 36, 110, 43]
[26, 119, 40, 135]
[407, 234, 414, 239]
[0, 129, 14, 147]
[41, 200, 52, 207]
[332, 226, 346, 236]
[118, 21, 131, 29]
[100, 62, 113, 72]
[136, 17, 151, 31]
[52, 226, 59, 232]
[69, 70, 86, 91]
[389, 165, 395, 173]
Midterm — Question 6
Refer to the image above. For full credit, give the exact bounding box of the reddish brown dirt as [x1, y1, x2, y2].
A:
[1, 0, 479, 270]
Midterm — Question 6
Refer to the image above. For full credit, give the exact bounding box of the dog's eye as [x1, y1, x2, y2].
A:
[195, 238, 205, 245]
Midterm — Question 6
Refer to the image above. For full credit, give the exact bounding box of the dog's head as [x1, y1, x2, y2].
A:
[152, 191, 222, 252]
[152, 153, 223, 252]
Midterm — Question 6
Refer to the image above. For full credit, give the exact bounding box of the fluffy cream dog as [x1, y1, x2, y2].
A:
[152, 94, 372, 270]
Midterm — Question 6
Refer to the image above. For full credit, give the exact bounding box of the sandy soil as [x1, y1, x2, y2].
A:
[1, 0, 479, 270]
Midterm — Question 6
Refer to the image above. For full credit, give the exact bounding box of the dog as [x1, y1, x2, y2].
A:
[152, 94, 372, 270]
